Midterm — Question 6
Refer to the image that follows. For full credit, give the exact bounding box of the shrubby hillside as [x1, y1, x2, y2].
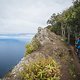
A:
[3, 28, 76, 80]
[47, 0, 80, 44]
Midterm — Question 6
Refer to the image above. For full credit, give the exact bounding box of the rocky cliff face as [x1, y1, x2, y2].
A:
[3, 27, 73, 80]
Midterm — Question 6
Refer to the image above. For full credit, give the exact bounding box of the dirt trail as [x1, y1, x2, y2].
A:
[70, 46, 80, 79]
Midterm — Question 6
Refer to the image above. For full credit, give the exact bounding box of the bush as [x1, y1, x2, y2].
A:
[20, 57, 61, 80]
[25, 39, 41, 56]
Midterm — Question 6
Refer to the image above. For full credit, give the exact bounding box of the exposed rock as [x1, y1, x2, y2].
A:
[2, 27, 72, 80]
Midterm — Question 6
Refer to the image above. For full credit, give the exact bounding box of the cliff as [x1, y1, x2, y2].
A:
[2, 27, 75, 80]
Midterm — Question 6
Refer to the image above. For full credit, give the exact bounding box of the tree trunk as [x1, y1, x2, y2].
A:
[61, 23, 64, 37]
[67, 27, 71, 44]
[61, 23, 65, 38]
[63, 27, 65, 38]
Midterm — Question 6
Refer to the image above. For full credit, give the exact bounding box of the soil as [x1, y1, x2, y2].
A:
[70, 46, 80, 80]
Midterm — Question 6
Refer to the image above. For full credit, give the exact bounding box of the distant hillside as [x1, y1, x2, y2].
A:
[0, 33, 35, 36]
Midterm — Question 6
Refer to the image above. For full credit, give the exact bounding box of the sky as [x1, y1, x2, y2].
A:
[0, 0, 73, 34]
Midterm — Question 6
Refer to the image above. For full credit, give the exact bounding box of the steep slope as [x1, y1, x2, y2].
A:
[3, 27, 75, 80]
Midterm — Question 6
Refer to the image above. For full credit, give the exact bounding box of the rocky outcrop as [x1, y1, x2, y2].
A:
[3, 27, 72, 80]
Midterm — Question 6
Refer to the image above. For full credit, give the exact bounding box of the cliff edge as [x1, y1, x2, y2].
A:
[3, 28, 74, 80]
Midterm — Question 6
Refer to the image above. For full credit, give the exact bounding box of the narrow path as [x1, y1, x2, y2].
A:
[70, 46, 80, 79]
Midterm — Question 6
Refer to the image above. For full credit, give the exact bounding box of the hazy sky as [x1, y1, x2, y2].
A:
[0, 0, 73, 34]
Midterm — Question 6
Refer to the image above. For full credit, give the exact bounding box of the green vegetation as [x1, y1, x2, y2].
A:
[47, 0, 80, 43]
[20, 57, 61, 80]
[69, 59, 76, 80]
[25, 38, 41, 56]
[22, 1, 79, 80]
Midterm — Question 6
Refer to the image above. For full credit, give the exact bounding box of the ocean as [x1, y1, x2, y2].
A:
[0, 34, 34, 78]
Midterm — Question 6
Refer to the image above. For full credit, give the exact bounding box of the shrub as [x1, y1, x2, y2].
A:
[25, 39, 41, 56]
[20, 57, 61, 80]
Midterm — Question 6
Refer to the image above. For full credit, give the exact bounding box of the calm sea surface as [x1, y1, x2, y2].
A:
[0, 34, 34, 78]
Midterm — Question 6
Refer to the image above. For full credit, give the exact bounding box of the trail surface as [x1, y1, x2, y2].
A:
[70, 46, 80, 80]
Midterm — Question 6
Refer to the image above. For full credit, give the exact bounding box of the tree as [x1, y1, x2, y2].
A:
[47, 0, 80, 44]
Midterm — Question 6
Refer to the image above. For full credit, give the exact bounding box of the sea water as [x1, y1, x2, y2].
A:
[0, 34, 34, 78]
